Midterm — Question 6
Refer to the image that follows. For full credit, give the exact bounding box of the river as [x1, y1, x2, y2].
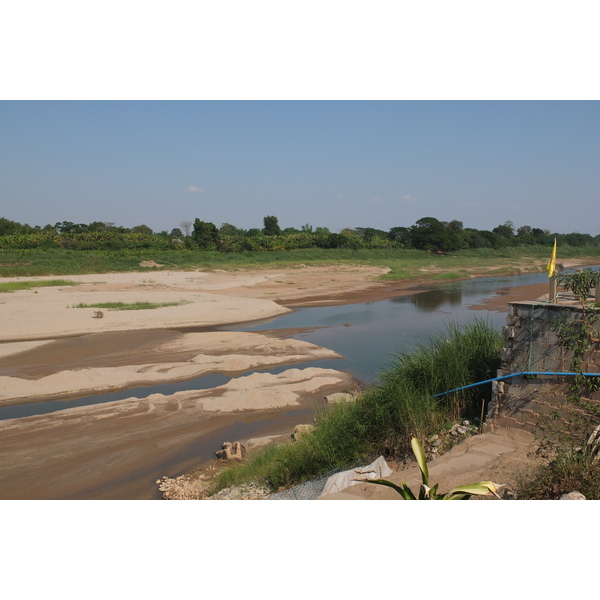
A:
[0, 267, 584, 422]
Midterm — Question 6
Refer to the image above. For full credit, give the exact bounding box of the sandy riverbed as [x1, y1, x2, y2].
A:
[0, 259, 594, 499]
[0, 265, 391, 498]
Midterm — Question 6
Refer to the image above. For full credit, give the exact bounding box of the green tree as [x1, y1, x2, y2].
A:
[219, 223, 238, 236]
[0, 217, 23, 236]
[131, 224, 154, 235]
[410, 217, 461, 252]
[388, 226, 412, 247]
[492, 221, 515, 243]
[192, 219, 219, 249]
[262, 215, 281, 236]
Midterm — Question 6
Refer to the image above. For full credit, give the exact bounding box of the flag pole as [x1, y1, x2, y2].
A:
[547, 238, 557, 303]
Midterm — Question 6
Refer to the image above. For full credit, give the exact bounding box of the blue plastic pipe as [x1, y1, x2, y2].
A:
[433, 371, 600, 398]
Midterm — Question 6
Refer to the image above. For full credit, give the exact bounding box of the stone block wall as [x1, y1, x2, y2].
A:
[487, 301, 600, 432]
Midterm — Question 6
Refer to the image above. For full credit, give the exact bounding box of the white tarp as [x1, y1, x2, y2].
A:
[319, 456, 393, 498]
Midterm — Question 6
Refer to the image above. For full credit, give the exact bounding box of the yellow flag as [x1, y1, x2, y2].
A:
[547, 238, 557, 278]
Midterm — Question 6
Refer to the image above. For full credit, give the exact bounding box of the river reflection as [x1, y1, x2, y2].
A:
[394, 287, 464, 312]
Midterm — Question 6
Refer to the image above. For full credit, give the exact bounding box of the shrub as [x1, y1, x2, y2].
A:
[515, 448, 600, 499]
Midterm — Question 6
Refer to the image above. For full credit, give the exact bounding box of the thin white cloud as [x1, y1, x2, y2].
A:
[184, 186, 204, 193]
[369, 196, 382, 203]
[400, 194, 415, 202]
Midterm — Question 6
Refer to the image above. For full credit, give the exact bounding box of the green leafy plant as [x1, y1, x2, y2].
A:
[365, 437, 501, 500]
[558, 268, 600, 308]
[553, 269, 600, 403]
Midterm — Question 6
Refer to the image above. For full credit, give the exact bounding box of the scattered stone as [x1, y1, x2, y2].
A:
[207, 482, 271, 500]
[158, 473, 213, 500]
[424, 420, 479, 458]
[324, 392, 356, 404]
[560, 491, 586, 500]
[215, 441, 244, 461]
[292, 424, 315, 441]
[93, 310, 104, 319]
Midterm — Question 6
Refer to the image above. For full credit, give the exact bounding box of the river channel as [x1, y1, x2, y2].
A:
[2, 267, 590, 423]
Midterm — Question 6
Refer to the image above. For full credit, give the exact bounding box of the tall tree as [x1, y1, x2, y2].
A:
[263, 215, 281, 236]
[192, 219, 219, 249]
[493, 220, 515, 240]
[410, 217, 461, 252]
[131, 224, 154, 235]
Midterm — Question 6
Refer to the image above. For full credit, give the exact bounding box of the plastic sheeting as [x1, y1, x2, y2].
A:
[319, 456, 392, 498]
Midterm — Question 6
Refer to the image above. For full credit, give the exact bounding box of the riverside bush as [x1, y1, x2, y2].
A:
[213, 319, 502, 493]
[515, 448, 600, 499]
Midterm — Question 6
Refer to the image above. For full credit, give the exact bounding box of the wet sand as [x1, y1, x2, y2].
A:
[467, 282, 550, 312]
[0, 395, 328, 500]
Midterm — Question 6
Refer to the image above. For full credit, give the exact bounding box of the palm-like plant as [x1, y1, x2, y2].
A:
[366, 437, 501, 500]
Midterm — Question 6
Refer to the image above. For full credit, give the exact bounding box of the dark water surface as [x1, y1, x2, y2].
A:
[219, 269, 571, 382]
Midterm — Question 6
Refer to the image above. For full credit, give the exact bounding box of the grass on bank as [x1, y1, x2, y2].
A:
[72, 301, 189, 310]
[0, 279, 80, 293]
[1, 245, 599, 281]
[211, 319, 503, 494]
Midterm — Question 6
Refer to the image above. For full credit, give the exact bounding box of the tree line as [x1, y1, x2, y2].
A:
[1, 215, 598, 253]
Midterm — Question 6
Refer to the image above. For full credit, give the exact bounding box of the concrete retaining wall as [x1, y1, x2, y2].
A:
[487, 300, 600, 431]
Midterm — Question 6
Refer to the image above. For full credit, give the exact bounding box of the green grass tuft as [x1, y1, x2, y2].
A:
[433, 272, 462, 280]
[72, 301, 188, 310]
[0, 279, 80, 293]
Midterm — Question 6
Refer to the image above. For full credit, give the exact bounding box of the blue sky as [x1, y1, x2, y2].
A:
[1, 100, 598, 235]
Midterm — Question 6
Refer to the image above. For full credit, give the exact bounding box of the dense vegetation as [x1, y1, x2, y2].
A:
[213, 320, 502, 492]
[2, 215, 600, 254]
